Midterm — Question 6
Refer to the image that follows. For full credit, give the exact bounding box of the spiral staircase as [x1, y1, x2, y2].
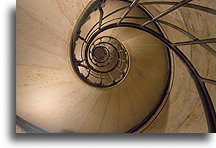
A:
[16, 0, 216, 133]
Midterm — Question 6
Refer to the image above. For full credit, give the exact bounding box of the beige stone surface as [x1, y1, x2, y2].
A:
[16, 0, 215, 133]
[137, 0, 216, 133]
[16, 124, 26, 133]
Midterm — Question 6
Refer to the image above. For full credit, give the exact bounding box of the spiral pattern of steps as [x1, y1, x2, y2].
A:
[16, 0, 216, 133]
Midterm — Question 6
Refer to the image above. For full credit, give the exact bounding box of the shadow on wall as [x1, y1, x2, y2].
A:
[9, 7, 16, 136]
[144, 100, 170, 133]
[123, 38, 170, 133]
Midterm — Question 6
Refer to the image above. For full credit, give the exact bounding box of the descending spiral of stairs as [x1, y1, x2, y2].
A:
[16, 0, 216, 133]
